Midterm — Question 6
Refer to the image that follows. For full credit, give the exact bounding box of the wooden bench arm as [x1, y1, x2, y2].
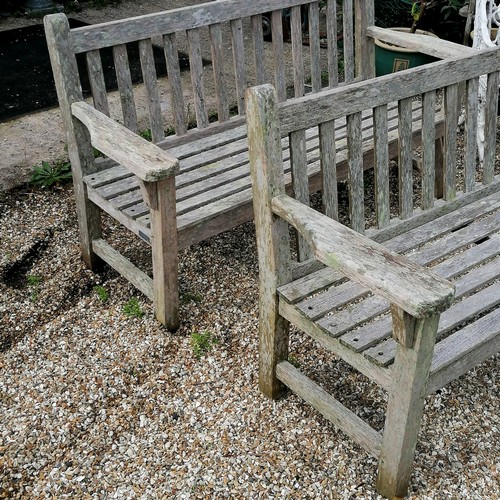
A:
[71, 102, 179, 182]
[367, 26, 477, 60]
[272, 194, 455, 319]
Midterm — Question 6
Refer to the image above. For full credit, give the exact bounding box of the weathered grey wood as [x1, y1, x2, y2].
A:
[251, 15, 266, 85]
[483, 71, 500, 184]
[72, 102, 179, 181]
[421, 91, 436, 209]
[464, 77, 479, 192]
[347, 112, 365, 233]
[290, 130, 313, 261]
[187, 28, 209, 128]
[209, 23, 229, 123]
[272, 194, 455, 318]
[367, 26, 477, 59]
[44, 14, 102, 270]
[291, 5, 305, 98]
[163, 33, 187, 136]
[278, 48, 500, 134]
[142, 177, 179, 330]
[271, 10, 287, 101]
[343, 0, 355, 82]
[71, 0, 317, 53]
[308, 1, 322, 93]
[428, 307, 500, 393]
[444, 83, 459, 200]
[246, 84, 292, 399]
[373, 104, 390, 228]
[138, 39, 164, 143]
[92, 238, 153, 300]
[355, 0, 375, 79]
[276, 361, 383, 458]
[86, 49, 110, 116]
[319, 120, 338, 219]
[326, 0, 338, 87]
[377, 313, 440, 499]
[231, 18, 247, 114]
[398, 97, 413, 219]
[112, 44, 138, 132]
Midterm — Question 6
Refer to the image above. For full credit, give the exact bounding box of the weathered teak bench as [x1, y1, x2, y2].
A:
[44, 0, 467, 330]
[246, 44, 500, 499]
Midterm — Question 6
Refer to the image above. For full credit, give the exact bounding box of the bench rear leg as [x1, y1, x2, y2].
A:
[141, 177, 180, 331]
[377, 311, 440, 498]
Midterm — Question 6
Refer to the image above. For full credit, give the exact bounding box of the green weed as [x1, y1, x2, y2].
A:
[180, 291, 203, 305]
[123, 297, 145, 318]
[30, 160, 72, 187]
[139, 128, 153, 142]
[93, 285, 109, 303]
[191, 330, 218, 358]
[27, 275, 42, 302]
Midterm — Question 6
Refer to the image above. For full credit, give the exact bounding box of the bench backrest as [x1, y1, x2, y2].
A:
[45, 0, 373, 155]
[247, 47, 500, 263]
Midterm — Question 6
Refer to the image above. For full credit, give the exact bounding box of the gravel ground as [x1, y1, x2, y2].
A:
[0, 180, 499, 499]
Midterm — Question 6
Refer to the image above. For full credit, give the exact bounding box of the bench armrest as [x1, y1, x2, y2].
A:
[71, 102, 179, 182]
[272, 194, 455, 318]
[366, 26, 477, 60]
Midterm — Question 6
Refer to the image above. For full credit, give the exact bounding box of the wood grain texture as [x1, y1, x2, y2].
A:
[464, 77, 479, 192]
[398, 97, 413, 219]
[251, 14, 266, 85]
[187, 28, 209, 128]
[483, 71, 500, 184]
[444, 83, 459, 200]
[271, 194, 455, 318]
[373, 104, 390, 227]
[209, 23, 229, 122]
[421, 91, 436, 209]
[343, 0, 355, 82]
[86, 49, 110, 116]
[271, 10, 287, 101]
[246, 84, 292, 399]
[308, 1, 322, 93]
[347, 112, 365, 233]
[112, 44, 138, 132]
[319, 120, 338, 219]
[72, 102, 179, 181]
[231, 18, 247, 114]
[138, 39, 163, 143]
[326, 0, 339, 87]
[291, 5, 305, 98]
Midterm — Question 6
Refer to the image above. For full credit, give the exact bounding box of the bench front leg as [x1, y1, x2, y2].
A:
[140, 177, 179, 331]
[376, 307, 440, 498]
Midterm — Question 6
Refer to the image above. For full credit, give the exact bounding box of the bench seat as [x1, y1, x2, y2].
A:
[277, 190, 500, 394]
[84, 100, 442, 249]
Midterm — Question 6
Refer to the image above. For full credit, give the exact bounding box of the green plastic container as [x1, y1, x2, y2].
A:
[375, 28, 438, 76]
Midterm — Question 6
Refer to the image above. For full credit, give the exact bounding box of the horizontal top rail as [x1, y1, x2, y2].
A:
[277, 46, 500, 133]
[67, 0, 314, 53]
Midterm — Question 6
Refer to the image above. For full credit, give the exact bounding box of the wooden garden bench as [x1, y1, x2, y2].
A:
[246, 41, 500, 500]
[44, 0, 466, 330]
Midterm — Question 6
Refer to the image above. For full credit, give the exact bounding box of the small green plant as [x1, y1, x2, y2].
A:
[27, 275, 42, 302]
[30, 160, 72, 187]
[93, 285, 109, 303]
[139, 128, 153, 142]
[181, 291, 203, 305]
[123, 297, 145, 318]
[191, 330, 218, 358]
[288, 355, 301, 368]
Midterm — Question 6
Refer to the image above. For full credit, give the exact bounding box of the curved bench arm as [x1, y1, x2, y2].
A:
[71, 102, 179, 182]
[272, 194, 455, 319]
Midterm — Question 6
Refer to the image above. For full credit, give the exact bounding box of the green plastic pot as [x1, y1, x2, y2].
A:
[375, 27, 439, 76]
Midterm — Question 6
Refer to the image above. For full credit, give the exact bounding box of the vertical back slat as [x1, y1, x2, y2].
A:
[290, 129, 313, 261]
[163, 33, 187, 136]
[272, 9, 287, 101]
[343, 0, 355, 82]
[464, 77, 479, 192]
[251, 15, 267, 85]
[421, 90, 436, 210]
[112, 44, 137, 132]
[138, 39, 164, 143]
[187, 28, 209, 128]
[231, 18, 247, 114]
[398, 97, 413, 219]
[209, 23, 229, 122]
[308, 1, 322, 93]
[319, 120, 338, 220]
[326, 0, 339, 87]
[347, 112, 364, 234]
[354, 0, 375, 79]
[86, 50, 110, 116]
[483, 71, 499, 184]
[444, 83, 459, 199]
[373, 104, 390, 228]
[291, 6, 305, 98]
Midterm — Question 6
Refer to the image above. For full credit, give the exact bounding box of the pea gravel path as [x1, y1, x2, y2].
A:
[0, 182, 498, 499]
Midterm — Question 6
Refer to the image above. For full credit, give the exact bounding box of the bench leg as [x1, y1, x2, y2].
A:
[143, 177, 180, 331]
[376, 313, 440, 499]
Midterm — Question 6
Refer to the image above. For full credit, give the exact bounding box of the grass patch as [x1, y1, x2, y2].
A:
[191, 330, 218, 358]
